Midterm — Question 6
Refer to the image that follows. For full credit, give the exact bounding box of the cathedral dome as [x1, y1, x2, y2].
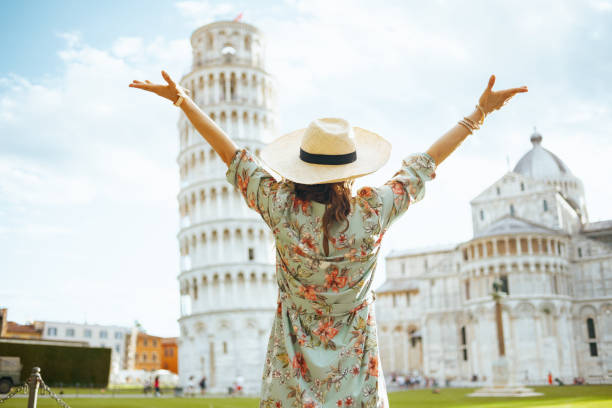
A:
[513, 129, 574, 179]
[512, 129, 588, 223]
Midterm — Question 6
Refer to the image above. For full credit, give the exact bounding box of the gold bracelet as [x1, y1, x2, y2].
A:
[460, 118, 479, 133]
[457, 120, 473, 135]
[463, 116, 480, 130]
[173, 94, 184, 107]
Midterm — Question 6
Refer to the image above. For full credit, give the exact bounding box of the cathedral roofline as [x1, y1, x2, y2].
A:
[582, 219, 612, 232]
[472, 214, 567, 239]
[469, 171, 548, 204]
[376, 279, 419, 294]
[387, 242, 459, 259]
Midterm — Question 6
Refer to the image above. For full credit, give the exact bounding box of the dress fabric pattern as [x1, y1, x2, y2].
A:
[225, 147, 437, 408]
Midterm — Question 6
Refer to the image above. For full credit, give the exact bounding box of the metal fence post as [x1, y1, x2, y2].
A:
[27, 367, 41, 408]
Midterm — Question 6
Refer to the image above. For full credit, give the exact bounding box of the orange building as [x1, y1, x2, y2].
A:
[131, 332, 163, 371]
[0, 308, 43, 339]
[161, 337, 178, 373]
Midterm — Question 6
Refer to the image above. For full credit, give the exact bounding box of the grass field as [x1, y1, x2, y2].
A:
[2, 385, 611, 407]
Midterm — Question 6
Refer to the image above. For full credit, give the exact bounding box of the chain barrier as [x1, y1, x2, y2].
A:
[0, 367, 72, 408]
[0, 383, 29, 404]
[39, 380, 72, 408]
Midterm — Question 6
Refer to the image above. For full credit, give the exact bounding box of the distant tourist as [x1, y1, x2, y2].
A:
[199, 376, 207, 395]
[187, 376, 196, 397]
[154, 375, 161, 397]
[236, 374, 244, 395]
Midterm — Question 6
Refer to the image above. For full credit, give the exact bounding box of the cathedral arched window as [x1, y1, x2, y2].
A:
[510, 204, 515, 216]
[586, 318, 598, 356]
[578, 247, 583, 258]
[479, 209, 484, 221]
[460, 326, 468, 361]
[496, 186, 501, 195]
[543, 199, 548, 212]
[520, 182, 525, 191]
[248, 247, 254, 261]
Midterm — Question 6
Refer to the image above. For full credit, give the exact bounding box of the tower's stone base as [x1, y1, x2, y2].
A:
[468, 357, 543, 397]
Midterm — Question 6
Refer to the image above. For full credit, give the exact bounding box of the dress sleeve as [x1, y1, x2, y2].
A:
[225, 147, 281, 228]
[375, 152, 437, 230]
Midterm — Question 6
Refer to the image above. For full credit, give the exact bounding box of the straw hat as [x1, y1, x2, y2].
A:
[260, 118, 392, 185]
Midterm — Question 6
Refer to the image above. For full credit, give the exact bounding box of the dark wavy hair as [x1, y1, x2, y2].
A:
[294, 180, 354, 256]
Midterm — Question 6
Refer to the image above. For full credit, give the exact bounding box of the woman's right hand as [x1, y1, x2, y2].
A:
[129, 70, 190, 103]
[478, 74, 528, 115]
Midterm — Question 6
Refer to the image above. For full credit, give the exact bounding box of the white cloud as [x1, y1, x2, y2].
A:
[175, 1, 236, 25]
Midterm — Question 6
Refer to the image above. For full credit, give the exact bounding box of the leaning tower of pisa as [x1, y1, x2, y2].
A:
[175, 20, 278, 394]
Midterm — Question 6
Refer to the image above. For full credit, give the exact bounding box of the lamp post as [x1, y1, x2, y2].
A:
[468, 277, 542, 397]
[492, 278, 506, 358]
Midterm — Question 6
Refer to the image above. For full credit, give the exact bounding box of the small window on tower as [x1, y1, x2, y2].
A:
[520, 182, 525, 191]
[496, 187, 501, 195]
[543, 199, 548, 212]
[223, 341, 228, 354]
[248, 247, 254, 261]
[510, 204, 515, 216]
[578, 247, 582, 258]
[479, 210, 484, 221]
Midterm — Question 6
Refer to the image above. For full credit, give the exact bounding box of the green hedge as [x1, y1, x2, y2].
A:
[0, 342, 110, 387]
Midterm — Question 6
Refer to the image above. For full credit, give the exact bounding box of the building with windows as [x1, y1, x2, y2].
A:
[123, 331, 164, 371]
[40, 321, 131, 375]
[376, 130, 612, 385]
[161, 337, 178, 374]
[176, 20, 277, 393]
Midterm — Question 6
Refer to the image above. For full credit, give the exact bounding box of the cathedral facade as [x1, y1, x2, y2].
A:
[375, 131, 612, 385]
[175, 21, 278, 393]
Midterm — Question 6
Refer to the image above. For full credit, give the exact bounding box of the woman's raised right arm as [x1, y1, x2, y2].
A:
[426, 75, 528, 166]
[129, 70, 239, 166]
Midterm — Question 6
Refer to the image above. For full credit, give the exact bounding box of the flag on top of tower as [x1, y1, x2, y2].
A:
[233, 12, 243, 22]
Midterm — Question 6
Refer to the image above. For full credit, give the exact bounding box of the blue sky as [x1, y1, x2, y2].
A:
[1, 0, 611, 337]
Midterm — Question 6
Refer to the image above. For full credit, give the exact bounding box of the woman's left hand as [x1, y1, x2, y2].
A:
[129, 70, 190, 103]
[478, 74, 528, 114]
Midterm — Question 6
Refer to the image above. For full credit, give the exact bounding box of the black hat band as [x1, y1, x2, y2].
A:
[299, 148, 357, 165]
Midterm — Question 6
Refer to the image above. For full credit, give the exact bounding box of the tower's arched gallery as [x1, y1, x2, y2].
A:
[376, 131, 612, 385]
[176, 20, 278, 393]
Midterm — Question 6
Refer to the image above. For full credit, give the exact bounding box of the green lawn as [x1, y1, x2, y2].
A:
[2, 385, 611, 407]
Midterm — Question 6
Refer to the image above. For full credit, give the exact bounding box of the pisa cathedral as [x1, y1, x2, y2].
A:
[376, 130, 612, 385]
[175, 21, 278, 393]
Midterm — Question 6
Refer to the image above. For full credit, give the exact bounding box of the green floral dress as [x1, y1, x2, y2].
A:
[226, 147, 437, 408]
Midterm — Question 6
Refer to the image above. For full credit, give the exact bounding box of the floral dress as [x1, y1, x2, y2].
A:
[226, 147, 437, 408]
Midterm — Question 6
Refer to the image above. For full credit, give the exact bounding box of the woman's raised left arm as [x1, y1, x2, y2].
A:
[426, 75, 528, 167]
[129, 70, 239, 166]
